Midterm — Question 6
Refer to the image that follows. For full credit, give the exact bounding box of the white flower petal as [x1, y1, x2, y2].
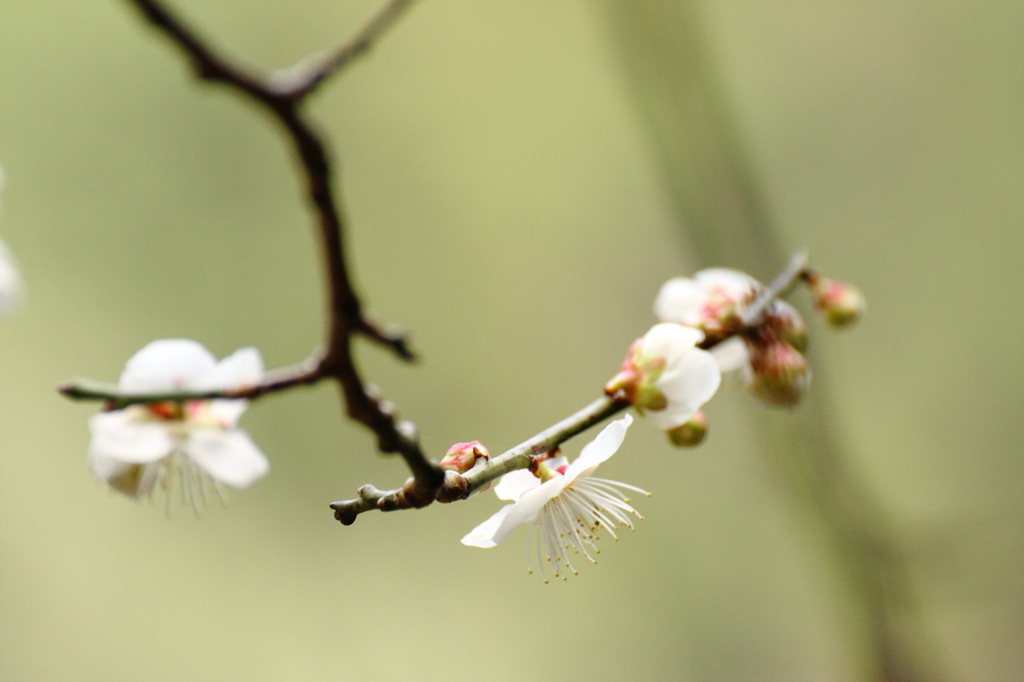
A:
[88, 410, 175, 463]
[565, 414, 633, 482]
[650, 348, 721, 429]
[489, 477, 567, 546]
[709, 336, 750, 374]
[642, 323, 704, 363]
[119, 339, 218, 393]
[545, 455, 569, 471]
[653, 277, 705, 324]
[694, 268, 761, 300]
[185, 428, 269, 488]
[494, 469, 539, 501]
[461, 504, 515, 547]
[89, 456, 161, 498]
[204, 399, 249, 429]
[205, 347, 264, 391]
[0, 238, 23, 316]
[88, 451, 128, 481]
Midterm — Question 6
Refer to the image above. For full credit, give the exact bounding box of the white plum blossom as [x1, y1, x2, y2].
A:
[653, 268, 761, 332]
[462, 415, 648, 582]
[605, 323, 721, 431]
[88, 339, 269, 509]
[654, 268, 763, 378]
[654, 270, 810, 399]
[0, 165, 23, 316]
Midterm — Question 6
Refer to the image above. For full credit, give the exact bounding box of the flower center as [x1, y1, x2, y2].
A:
[145, 401, 186, 421]
[536, 462, 565, 483]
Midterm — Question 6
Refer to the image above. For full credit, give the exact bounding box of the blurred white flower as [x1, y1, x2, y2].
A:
[462, 415, 648, 582]
[654, 268, 761, 334]
[605, 323, 721, 431]
[88, 339, 269, 509]
[656, 269, 812, 408]
[0, 238, 22, 316]
[0, 165, 24, 316]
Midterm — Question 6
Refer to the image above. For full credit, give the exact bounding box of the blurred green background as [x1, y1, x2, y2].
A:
[0, 1, 1021, 680]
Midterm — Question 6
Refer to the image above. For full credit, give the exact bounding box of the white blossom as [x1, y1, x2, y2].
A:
[606, 324, 721, 431]
[655, 270, 810, 387]
[88, 339, 269, 509]
[462, 415, 648, 582]
[639, 324, 720, 429]
[653, 268, 761, 329]
[0, 165, 23, 316]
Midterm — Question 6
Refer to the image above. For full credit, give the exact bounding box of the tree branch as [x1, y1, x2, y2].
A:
[329, 248, 811, 524]
[269, 0, 418, 100]
[60, 0, 441, 497]
[331, 396, 631, 525]
[739, 249, 808, 326]
[59, 354, 326, 408]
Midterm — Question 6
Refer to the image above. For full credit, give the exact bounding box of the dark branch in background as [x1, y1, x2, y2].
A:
[59, 0, 444, 503]
[603, 3, 941, 681]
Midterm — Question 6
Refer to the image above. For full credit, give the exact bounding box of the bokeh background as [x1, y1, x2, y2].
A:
[1, 1, 1021, 680]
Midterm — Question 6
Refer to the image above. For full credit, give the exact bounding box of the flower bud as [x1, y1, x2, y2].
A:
[666, 410, 708, 447]
[440, 441, 490, 473]
[805, 273, 865, 328]
[748, 341, 810, 407]
[604, 337, 668, 412]
[764, 300, 808, 353]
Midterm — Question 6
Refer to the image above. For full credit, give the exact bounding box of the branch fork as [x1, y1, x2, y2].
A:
[59, 0, 443, 501]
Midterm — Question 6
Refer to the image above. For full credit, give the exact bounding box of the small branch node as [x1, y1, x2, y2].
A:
[436, 471, 470, 504]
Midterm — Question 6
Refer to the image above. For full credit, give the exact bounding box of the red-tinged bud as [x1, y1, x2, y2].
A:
[603, 337, 668, 412]
[805, 273, 865, 328]
[748, 341, 810, 407]
[440, 441, 490, 473]
[666, 410, 708, 447]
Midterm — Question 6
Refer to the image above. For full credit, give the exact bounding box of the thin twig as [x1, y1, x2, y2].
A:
[59, 355, 326, 408]
[270, 0, 418, 100]
[739, 249, 808, 326]
[331, 396, 631, 525]
[61, 0, 441, 499]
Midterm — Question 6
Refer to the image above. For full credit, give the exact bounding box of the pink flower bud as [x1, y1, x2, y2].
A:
[805, 273, 865, 328]
[666, 410, 708, 447]
[440, 441, 490, 473]
[604, 337, 668, 411]
[748, 341, 810, 407]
